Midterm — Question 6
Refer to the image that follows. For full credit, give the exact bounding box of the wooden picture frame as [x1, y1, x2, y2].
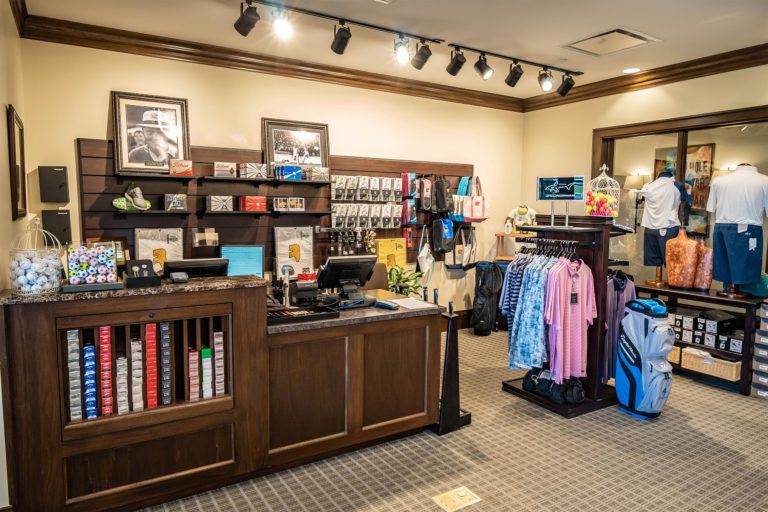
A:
[262, 118, 330, 168]
[85, 236, 129, 265]
[6, 104, 26, 220]
[111, 91, 190, 176]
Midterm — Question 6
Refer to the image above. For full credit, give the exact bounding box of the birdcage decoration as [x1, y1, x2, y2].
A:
[9, 217, 64, 296]
[585, 164, 620, 217]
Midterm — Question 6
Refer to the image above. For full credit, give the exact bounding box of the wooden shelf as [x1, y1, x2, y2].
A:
[116, 210, 191, 215]
[272, 210, 331, 215]
[673, 340, 742, 360]
[115, 173, 194, 181]
[495, 232, 536, 238]
[202, 210, 269, 215]
[636, 284, 763, 308]
[200, 176, 330, 186]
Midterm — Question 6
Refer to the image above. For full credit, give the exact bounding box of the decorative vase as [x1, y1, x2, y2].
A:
[692, 240, 714, 291]
[666, 230, 699, 289]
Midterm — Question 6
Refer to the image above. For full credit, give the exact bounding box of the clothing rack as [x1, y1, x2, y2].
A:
[501, 215, 618, 418]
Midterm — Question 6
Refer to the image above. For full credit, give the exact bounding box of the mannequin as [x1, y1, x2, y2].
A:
[706, 163, 768, 298]
[638, 166, 689, 287]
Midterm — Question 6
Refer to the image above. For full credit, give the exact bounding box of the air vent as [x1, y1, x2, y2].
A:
[566, 28, 660, 57]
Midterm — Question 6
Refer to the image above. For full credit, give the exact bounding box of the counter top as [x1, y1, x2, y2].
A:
[0, 276, 268, 305]
[267, 289, 442, 335]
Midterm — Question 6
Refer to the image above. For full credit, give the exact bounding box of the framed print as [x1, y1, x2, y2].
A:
[86, 236, 129, 265]
[6, 104, 26, 220]
[274, 226, 313, 276]
[134, 228, 184, 274]
[112, 91, 190, 175]
[263, 118, 329, 167]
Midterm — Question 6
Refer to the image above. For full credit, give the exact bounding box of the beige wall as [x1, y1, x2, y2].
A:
[522, 64, 768, 213]
[17, 40, 526, 310]
[0, 0, 26, 507]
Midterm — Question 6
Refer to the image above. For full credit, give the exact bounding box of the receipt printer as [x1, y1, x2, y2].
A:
[289, 281, 319, 307]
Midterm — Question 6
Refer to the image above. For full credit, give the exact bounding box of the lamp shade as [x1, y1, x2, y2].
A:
[624, 175, 649, 190]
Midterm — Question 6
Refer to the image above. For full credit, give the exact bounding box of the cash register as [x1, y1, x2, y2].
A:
[317, 255, 377, 309]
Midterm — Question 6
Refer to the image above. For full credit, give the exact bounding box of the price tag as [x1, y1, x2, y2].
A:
[571, 292, 579, 305]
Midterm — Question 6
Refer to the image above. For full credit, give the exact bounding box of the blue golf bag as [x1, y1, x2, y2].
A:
[615, 299, 674, 420]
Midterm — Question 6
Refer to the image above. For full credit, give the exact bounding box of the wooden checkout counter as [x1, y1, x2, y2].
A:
[0, 277, 441, 511]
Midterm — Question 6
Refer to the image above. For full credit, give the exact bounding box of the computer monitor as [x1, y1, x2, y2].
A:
[317, 255, 377, 308]
[317, 255, 377, 290]
[220, 245, 265, 278]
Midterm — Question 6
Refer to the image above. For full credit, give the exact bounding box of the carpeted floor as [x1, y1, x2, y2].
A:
[147, 329, 768, 512]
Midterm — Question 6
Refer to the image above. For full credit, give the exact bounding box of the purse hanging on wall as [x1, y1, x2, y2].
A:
[464, 176, 490, 222]
[445, 227, 467, 272]
[417, 225, 435, 285]
[462, 226, 477, 270]
[450, 176, 469, 222]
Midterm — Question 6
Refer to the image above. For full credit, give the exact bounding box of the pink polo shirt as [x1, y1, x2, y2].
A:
[566, 260, 597, 377]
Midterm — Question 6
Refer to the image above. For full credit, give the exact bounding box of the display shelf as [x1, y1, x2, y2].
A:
[673, 340, 742, 360]
[116, 172, 194, 181]
[635, 284, 763, 309]
[116, 210, 191, 215]
[201, 210, 269, 215]
[200, 176, 330, 186]
[524, 224, 603, 234]
[501, 378, 618, 419]
[272, 210, 331, 215]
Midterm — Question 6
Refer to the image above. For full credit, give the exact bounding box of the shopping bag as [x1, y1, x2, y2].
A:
[417, 225, 435, 285]
[465, 176, 489, 222]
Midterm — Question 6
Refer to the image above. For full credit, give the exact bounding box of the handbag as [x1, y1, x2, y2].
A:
[450, 176, 470, 222]
[417, 225, 435, 285]
[462, 226, 477, 270]
[464, 176, 490, 222]
[432, 218, 455, 253]
[417, 178, 433, 212]
[445, 227, 467, 271]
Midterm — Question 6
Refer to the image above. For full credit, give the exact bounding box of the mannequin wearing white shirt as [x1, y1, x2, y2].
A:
[638, 169, 687, 287]
[706, 164, 768, 298]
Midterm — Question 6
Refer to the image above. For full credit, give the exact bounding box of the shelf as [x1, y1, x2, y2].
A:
[116, 210, 191, 215]
[636, 284, 763, 308]
[272, 210, 331, 215]
[202, 210, 269, 215]
[673, 340, 743, 360]
[115, 173, 194, 181]
[495, 232, 536, 238]
[524, 225, 603, 233]
[200, 176, 330, 186]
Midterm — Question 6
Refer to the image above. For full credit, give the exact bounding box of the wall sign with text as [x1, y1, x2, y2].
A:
[537, 176, 585, 201]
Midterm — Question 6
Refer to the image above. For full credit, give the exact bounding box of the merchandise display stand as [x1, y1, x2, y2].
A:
[494, 232, 532, 261]
[430, 303, 472, 435]
[501, 215, 618, 418]
[635, 284, 761, 395]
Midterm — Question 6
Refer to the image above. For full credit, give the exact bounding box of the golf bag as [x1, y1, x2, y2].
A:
[470, 262, 504, 336]
[615, 299, 674, 420]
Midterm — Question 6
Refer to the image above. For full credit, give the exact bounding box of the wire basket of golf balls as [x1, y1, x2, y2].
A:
[585, 166, 620, 218]
[9, 218, 64, 296]
[65, 241, 120, 289]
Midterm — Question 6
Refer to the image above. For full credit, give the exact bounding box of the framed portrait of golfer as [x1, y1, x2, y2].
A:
[111, 91, 190, 175]
[262, 118, 330, 168]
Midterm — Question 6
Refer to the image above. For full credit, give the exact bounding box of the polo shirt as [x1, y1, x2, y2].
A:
[706, 165, 768, 226]
[639, 175, 683, 229]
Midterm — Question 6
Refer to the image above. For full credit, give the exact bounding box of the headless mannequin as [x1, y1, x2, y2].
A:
[707, 164, 768, 299]
[639, 169, 686, 287]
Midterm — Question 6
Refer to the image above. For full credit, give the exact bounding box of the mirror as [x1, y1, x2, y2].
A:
[6, 104, 26, 220]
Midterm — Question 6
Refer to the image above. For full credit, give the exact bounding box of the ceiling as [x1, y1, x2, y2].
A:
[26, 0, 768, 99]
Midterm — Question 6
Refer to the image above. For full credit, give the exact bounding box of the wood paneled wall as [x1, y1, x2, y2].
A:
[76, 139, 472, 272]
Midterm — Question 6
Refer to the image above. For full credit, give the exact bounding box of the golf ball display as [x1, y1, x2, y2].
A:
[9, 248, 62, 295]
[61, 243, 120, 289]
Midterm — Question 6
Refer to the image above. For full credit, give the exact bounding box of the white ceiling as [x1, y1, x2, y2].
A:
[26, 0, 768, 98]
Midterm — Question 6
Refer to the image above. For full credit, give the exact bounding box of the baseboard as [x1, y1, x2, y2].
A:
[0, 505, 14, 512]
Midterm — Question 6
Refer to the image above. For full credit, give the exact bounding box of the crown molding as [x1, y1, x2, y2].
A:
[8, 0, 27, 36]
[20, 15, 525, 112]
[523, 43, 768, 112]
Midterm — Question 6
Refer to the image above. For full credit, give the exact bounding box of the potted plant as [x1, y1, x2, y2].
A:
[387, 266, 423, 297]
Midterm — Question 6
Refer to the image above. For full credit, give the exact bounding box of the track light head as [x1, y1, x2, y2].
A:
[273, 9, 293, 40]
[473, 53, 494, 80]
[446, 48, 466, 76]
[411, 41, 432, 70]
[331, 23, 352, 55]
[394, 36, 409, 65]
[557, 74, 575, 96]
[538, 68, 554, 92]
[234, 1, 260, 37]
[504, 61, 524, 87]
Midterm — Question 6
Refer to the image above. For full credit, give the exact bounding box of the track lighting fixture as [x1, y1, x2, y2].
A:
[504, 61, 524, 87]
[557, 74, 575, 96]
[411, 41, 432, 70]
[446, 48, 466, 76]
[538, 68, 554, 92]
[473, 53, 493, 80]
[331, 22, 352, 55]
[273, 9, 293, 40]
[394, 36, 409, 65]
[234, 1, 260, 37]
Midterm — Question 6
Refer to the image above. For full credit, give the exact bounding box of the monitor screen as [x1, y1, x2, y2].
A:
[220, 245, 265, 278]
[317, 255, 377, 290]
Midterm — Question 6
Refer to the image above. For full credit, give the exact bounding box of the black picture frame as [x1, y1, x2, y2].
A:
[262, 118, 330, 168]
[6, 104, 26, 220]
[111, 91, 191, 176]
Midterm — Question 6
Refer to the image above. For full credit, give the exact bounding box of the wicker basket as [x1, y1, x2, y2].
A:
[681, 348, 741, 382]
[668, 345, 681, 365]
[585, 165, 620, 217]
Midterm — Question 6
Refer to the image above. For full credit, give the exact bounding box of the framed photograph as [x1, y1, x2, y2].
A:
[86, 236, 129, 265]
[112, 91, 190, 175]
[263, 118, 329, 167]
[6, 104, 26, 220]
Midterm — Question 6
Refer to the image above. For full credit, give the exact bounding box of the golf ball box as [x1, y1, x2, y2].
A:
[65, 242, 119, 287]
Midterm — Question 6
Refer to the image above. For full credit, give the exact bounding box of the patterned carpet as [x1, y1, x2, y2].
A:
[147, 329, 768, 512]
